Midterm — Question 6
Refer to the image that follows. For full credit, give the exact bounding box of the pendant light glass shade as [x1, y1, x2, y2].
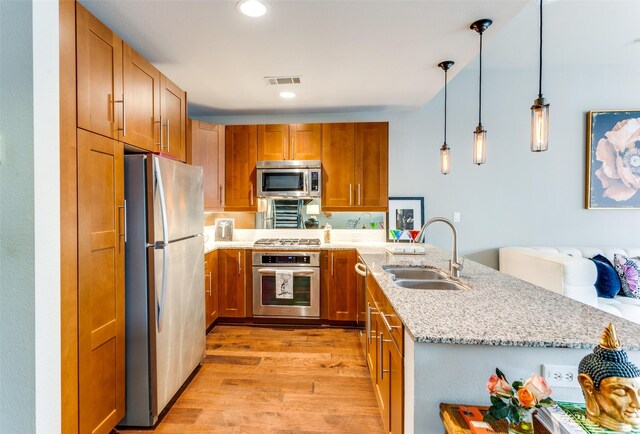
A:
[440, 144, 451, 175]
[470, 19, 492, 166]
[473, 125, 486, 165]
[531, 0, 549, 152]
[438, 60, 454, 175]
[531, 97, 549, 151]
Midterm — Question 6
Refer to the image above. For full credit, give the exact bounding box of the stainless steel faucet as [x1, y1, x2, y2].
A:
[416, 217, 463, 278]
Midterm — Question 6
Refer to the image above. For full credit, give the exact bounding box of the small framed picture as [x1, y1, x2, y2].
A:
[386, 197, 425, 242]
[586, 110, 640, 209]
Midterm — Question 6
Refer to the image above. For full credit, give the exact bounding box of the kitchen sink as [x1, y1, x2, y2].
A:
[383, 267, 448, 281]
[392, 279, 466, 291]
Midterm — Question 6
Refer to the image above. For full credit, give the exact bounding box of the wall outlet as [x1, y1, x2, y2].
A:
[542, 364, 580, 389]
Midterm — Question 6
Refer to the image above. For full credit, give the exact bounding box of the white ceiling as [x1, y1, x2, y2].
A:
[78, 0, 528, 115]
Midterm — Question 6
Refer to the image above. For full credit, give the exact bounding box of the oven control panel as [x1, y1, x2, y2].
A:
[260, 255, 311, 265]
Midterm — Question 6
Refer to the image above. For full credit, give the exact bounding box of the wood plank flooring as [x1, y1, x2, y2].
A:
[118, 325, 384, 434]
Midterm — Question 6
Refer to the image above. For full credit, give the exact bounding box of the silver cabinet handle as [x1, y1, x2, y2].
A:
[291, 137, 294, 160]
[238, 251, 242, 275]
[283, 137, 287, 160]
[206, 271, 212, 295]
[354, 262, 367, 277]
[367, 303, 378, 345]
[349, 184, 352, 205]
[358, 184, 362, 205]
[156, 116, 163, 150]
[115, 95, 126, 137]
[331, 252, 334, 276]
[379, 332, 392, 379]
[166, 118, 170, 153]
[219, 185, 223, 206]
[383, 313, 401, 331]
[250, 183, 254, 206]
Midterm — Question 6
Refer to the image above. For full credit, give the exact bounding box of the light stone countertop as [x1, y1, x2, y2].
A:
[358, 245, 640, 350]
[203, 240, 386, 254]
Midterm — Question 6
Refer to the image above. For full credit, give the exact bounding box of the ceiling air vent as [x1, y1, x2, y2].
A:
[264, 76, 302, 86]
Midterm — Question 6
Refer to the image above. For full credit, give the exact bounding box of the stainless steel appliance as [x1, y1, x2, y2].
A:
[120, 155, 205, 427]
[254, 238, 321, 247]
[252, 251, 320, 318]
[256, 160, 321, 199]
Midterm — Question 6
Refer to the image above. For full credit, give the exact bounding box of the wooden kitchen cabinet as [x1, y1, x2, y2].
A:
[77, 128, 125, 434]
[225, 125, 257, 211]
[325, 250, 358, 321]
[76, 3, 123, 140]
[257, 123, 322, 161]
[218, 249, 247, 318]
[366, 272, 404, 434]
[322, 122, 388, 211]
[122, 43, 161, 152]
[205, 251, 219, 328]
[160, 74, 187, 161]
[187, 119, 225, 211]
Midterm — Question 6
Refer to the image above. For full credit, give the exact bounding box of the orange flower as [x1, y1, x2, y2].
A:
[517, 387, 537, 408]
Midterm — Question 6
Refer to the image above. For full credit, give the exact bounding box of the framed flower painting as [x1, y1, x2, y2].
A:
[586, 110, 640, 209]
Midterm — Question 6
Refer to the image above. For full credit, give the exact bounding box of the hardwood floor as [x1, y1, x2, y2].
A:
[119, 325, 384, 433]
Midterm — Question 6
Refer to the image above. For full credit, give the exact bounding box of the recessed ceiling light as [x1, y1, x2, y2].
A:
[279, 91, 296, 99]
[236, 0, 267, 17]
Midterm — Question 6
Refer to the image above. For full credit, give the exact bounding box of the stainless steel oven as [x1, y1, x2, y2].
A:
[256, 160, 321, 199]
[252, 251, 320, 318]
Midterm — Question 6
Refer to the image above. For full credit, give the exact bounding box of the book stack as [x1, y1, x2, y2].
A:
[537, 402, 640, 434]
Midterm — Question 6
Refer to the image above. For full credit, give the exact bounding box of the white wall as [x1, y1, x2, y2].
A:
[201, 61, 640, 269]
[0, 0, 61, 432]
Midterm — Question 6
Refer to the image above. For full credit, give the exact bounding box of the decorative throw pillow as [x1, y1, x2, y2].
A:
[589, 254, 622, 299]
[613, 254, 640, 299]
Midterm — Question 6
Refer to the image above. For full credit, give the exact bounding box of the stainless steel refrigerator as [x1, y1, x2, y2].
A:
[120, 154, 205, 427]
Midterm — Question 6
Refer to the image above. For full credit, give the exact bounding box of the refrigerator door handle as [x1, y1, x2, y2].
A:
[154, 157, 170, 331]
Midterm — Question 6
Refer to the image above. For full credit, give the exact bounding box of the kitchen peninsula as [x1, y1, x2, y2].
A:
[204, 232, 640, 433]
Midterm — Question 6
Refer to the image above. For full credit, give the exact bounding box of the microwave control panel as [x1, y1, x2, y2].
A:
[310, 171, 319, 192]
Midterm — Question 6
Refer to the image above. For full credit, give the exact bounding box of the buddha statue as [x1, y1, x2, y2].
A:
[578, 323, 640, 432]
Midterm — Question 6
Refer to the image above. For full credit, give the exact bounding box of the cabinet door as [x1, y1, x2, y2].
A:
[77, 129, 125, 434]
[122, 43, 161, 151]
[365, 292, 378, 382]
[160, 74, 186, 161]
[225, 125, 257, 210]
[205, 251, 219, 328]
[257, 124, 288, 161]
[389, 342, 404, 434]
[375, 315, 391, 431]
[327, 250, 357, 321]
[322, 123, 355, 209]
[218, 249, 246, 318]
[355, 122, 388, 210]
[290, 123, 321, 160]
[76, 3, 122, 140]
[188, 120, 225, 211]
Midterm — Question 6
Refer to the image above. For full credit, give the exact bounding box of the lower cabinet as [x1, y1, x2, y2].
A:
[218, 249, 248, 318]
[366, 272, 403, 434]
[322, 250, 358, 321]
[204, 251, 219, 328]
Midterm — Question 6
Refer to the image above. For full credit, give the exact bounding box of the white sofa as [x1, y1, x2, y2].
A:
[499, 247, 640, 325]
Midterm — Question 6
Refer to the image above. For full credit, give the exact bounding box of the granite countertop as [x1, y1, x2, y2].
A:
[204, 240, 386, 254]
[358, 245, 640, 350]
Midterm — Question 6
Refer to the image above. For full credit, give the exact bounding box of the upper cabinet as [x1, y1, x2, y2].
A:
[76, 3, 123, 140]
[322, 122, 388, 211]
[160, 75, 187, 161]
[187, 119, 225, 211]
[122, 44, 161, 152]
[76, 4, 187, 161]
[257, 123, 322, 161]
[225, 125, 258, 211]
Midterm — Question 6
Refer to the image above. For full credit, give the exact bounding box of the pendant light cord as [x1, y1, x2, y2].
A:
[444, 68, 448, 144]
[478, 32, 483, 125]
[538, 0, 543, 98]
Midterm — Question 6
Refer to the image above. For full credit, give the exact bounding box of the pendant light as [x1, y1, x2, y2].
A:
[438, 61, 454, 175]
[470, 19, 492, 165]
[531, 0, 550, 152]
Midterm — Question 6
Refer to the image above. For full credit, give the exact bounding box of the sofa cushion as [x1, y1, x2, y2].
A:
[589, 254, 621, 299]
[613, 254, 640, 299]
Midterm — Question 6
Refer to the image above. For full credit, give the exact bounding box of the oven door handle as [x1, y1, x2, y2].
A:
[256, 268, 316, 276]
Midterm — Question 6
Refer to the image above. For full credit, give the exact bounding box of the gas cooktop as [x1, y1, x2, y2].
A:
[253, 238, 322, 247]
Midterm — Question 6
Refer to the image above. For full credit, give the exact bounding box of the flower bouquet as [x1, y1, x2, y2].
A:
[484, 368, 555, 434]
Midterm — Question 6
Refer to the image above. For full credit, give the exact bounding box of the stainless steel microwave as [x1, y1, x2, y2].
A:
[256, 160, 321, 199]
